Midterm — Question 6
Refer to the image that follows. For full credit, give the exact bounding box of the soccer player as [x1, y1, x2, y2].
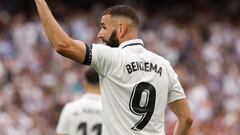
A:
[35, 0, 193, 134]
[56, 68, 102, 135]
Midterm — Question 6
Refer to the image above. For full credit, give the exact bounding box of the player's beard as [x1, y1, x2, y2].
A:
[104, 30, 119, 47]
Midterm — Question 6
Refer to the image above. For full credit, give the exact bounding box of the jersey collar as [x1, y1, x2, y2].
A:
[119, 39, 144, 49]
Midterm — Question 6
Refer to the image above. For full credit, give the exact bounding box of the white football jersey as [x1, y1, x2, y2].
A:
[90, 39, 185, 135]
[56, 93, 102, 135]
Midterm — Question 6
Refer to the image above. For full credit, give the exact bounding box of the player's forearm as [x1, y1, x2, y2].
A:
[34, 0, 71, 50]
[173, 118, 193, 135]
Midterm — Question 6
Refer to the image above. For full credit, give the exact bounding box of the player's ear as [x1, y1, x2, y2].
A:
[118, 21, 127, 38]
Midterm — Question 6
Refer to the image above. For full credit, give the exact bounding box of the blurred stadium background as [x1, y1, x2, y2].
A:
[0, 0, 240, 134]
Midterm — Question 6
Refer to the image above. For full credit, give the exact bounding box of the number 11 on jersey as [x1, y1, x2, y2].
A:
[129, 82, 156, 131]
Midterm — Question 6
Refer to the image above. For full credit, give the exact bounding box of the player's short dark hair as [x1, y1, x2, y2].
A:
[102, 5, 139, 27]
[85, 68, 99, 85]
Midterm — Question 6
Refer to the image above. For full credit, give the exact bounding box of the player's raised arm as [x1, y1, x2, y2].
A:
[34, 0, 86, 63]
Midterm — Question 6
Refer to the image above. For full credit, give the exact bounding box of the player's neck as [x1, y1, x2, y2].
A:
[84, 85, 100, 95]
[86, 90, 100, 95]
[119, 30, 138, 45]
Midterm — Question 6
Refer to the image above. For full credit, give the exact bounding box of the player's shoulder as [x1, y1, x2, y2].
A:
[92, 43, 123, 56]
[64, 98, 85, 110]
[146, 50, 171, 65]
[63, 99, 86, 114]
[70, 94, 101, 105]
[92, 43, 122, 51]
[92, 43, 109, 48]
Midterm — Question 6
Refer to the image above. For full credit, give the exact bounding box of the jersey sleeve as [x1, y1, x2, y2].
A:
[166, 61, 186, 103]
[90, 44, 121, 76]
[56, 104, 70, 134]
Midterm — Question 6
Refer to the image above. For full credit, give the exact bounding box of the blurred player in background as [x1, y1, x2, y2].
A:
[56, 68, 102, 135]
[35, 0, 193, 134]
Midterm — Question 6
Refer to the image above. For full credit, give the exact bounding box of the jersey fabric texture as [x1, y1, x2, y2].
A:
[90, 39, 185, 135]
[56, 93, 102, 135]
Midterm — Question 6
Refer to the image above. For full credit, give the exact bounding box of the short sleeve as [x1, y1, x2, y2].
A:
[90, 44, 121, 76]
[56, 105, 70, 134]
[166, 61, 186, 103]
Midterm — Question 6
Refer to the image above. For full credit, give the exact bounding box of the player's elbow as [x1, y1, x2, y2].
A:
[55, 44, 68, 55]
[54, 39, 72, 55]
[187, 117, 193, 126]
[182, 115, 194, 127]
[49, 34, 70, 52]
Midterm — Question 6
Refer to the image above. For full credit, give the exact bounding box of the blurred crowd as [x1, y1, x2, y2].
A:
[0, 1, 240, 135]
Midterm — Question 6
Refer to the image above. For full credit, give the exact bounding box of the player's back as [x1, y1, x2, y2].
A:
[56, 94, 102, 135]
[97, 41, 185, 135]
[91, 39, 185, 135]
